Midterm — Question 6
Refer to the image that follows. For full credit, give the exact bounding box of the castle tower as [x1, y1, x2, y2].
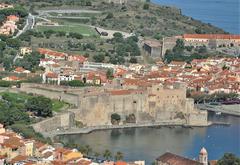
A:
[199, 147, 208, 165]
[109, 0, 127, 4]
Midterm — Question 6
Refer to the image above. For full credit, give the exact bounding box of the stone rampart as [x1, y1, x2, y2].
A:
[32, 112, 75, 133]
[18, 83, 208, 134]
[20, 83, 80, 106]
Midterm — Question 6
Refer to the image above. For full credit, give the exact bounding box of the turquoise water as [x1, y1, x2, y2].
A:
[152, 0, 240, 34]
[59, 113, 240, 164]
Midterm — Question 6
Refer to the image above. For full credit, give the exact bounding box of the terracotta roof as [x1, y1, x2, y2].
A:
[3, 136, 24, 149]
[38, 48, 67, 58]
[156, 152, 202, 165]
[0, 155, 6, 159]
[209, 160, 217, 165]
[51, 160, 66, 165]
[46, 72, 58, 78]
[10, 155, 28, 164]
[55, 148, 72, 155]
[68, 55, 87, 63]
[15, 67, 26, 73]
[115, 161, 128, 165]
[3, 76, 22, 81]
[183, 34, 240, 40]
[7, 15, 19, 22]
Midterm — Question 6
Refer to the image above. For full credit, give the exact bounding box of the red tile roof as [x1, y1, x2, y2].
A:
[38, 48, 67, 58]
[6, 15, 19, 22]
[115, 161, 128, 165]
[46, 72, 58, 78]
[9, 155, 28, 164]
[15, 67, 26, 73]
[156, 152, 202, 165]
[183, 34, 240, 40]
[68, 55, 87, 63]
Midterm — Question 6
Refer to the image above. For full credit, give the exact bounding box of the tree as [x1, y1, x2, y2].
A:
[173, 39, 185, 54]
[85, 43, 96, 51]
[129, 57, 137, 63]
[106, 69, 114, 79]
[93, 53, 105, 62]
[197, 46, 207, 53]
[68, 80, 85, 87]
[68, 32, 83, 39]
[106, 12, 114, 19]
[0, 41, 6, 51]
[94, 152, 100, 158]
[115, 151, 124, 161]
[84, 145, 92, 156]
[25, 96, 53, 117]
[86, 0, 92, 6]
[143, 3, 150, 10]
[217, 153, 240, 165]
[111, 113, 121, 125]
[15, 51, 43, 71]
[113, 32, 124, 43]
[103, 149, 112, 160]
[6, 38, 21, 49]
[0, 80, 11, 87]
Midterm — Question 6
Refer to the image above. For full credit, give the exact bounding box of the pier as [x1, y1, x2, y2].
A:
[197, 104, 240, 117]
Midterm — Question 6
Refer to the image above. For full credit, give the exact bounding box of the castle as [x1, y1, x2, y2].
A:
[108, 0, 128, 4]
[20, 81, 208, 132]
[73, 82, 208, 126]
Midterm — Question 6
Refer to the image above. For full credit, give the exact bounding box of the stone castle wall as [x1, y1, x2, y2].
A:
[74, 84, 208, 126]
[20, 83, 208, 133]
[32, 112, 75, 132]
[20, 83, 80, 106]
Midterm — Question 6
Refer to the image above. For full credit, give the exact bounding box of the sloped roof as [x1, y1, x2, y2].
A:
[156, 152, 202, 165]
[183, 34, 240, 40]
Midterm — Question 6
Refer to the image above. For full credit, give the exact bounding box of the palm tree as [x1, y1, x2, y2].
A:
[94, 152, 100, 158]
[103, 149, 112, 160]
[115, 151, 124, 161]
[85, 145, 92, 156]
[78, 145, 87, 155]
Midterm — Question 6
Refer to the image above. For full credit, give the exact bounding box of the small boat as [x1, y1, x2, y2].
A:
[216, 112, 222, 115]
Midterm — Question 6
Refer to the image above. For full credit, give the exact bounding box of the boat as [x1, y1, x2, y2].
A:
[216, 112, 222, 115]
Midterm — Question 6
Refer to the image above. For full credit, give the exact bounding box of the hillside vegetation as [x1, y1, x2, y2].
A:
[4, 0, 226, 38]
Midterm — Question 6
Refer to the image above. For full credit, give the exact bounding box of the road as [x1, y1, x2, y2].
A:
[13, 13, 35, 63]
[36, 9, 101, 16]
[13, 13, 35, 39]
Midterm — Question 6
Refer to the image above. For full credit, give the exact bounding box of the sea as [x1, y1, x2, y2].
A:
[152, 0, 240, 34]
[59, 113, 240, 164]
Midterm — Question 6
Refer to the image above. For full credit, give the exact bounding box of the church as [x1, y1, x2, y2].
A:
[156, 148, 214, 165]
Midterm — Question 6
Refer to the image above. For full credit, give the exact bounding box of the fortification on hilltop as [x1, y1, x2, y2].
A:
[108, 0, 128, 4]
[20, 82, 208, 133]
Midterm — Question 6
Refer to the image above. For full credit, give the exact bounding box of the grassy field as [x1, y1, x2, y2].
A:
[36, 24, 97, 36]
[0, 92, 67, 112]
[52, 100, 68, 112]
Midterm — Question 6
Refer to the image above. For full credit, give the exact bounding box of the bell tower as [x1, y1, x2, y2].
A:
[199, 147, 208, 165]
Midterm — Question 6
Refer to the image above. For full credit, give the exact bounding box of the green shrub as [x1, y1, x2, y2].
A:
[0, 80, 11, 87]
